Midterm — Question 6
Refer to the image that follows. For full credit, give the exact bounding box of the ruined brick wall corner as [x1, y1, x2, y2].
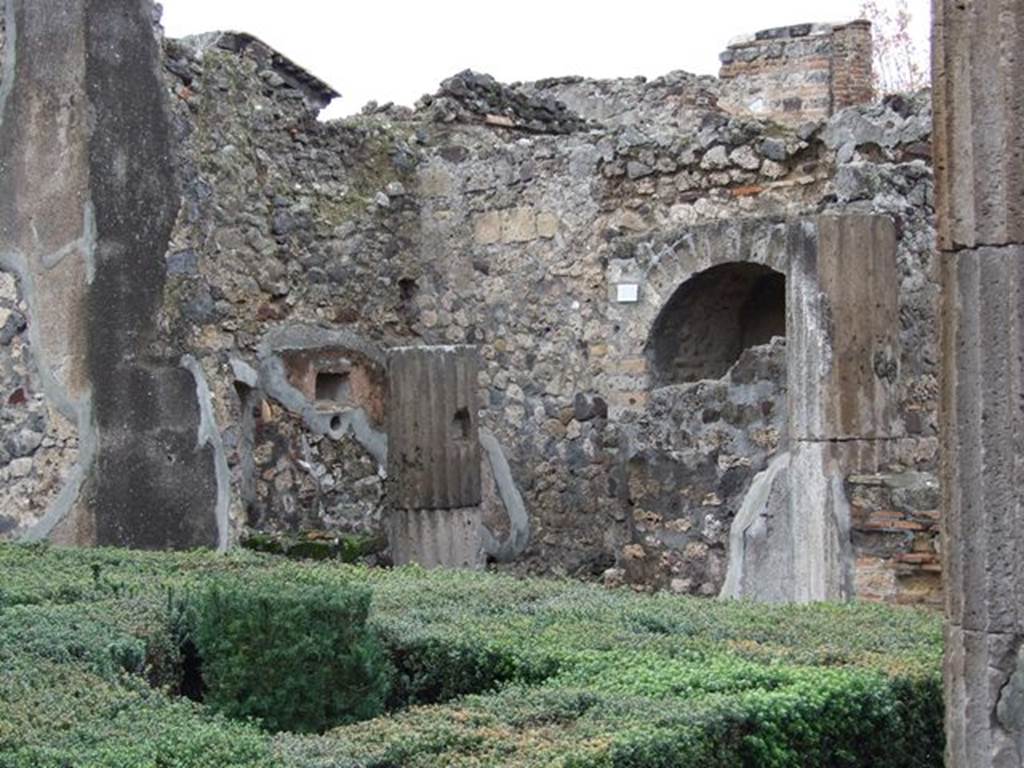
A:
[719, 20, 874, 126]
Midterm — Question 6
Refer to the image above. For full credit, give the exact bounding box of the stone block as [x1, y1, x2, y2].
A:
[722, 443, 853, 604]
[933, 0, 1024, 250]
[500, 207, 537, 243]
[388, 507, 485, 569]
[472, 211, 501, 244]
[536, 212, 559, 239]
[789, 214, 899, 441]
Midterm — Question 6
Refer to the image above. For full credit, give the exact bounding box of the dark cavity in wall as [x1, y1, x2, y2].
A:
[453, 406, 472, 440]
[398, 277, 419, 326]
[316, 371, 351, 404]
[648, 262, 786, 385]
[234, 381, 262, 526]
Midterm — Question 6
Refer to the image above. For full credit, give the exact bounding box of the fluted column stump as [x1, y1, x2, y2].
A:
[934, 0, 1024, 763]
[385, 345, 485, 569]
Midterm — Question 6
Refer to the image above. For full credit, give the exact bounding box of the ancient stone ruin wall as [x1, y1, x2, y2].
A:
[719, 21, 874, 127]
[520, 72, 721, 131]
[820, 94, 939, 605]
[0, 6, 940, 606]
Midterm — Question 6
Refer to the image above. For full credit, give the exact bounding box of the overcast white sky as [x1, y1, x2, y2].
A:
[161, 0, 931, 119]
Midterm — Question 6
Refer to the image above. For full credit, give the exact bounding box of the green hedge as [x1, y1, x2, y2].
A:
[182, 575, 392, 733]
[0, 544, 943, 767]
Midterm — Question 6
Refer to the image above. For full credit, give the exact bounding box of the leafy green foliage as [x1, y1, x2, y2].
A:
[0, 544, 943, 767]
[183, 575, 392, 733]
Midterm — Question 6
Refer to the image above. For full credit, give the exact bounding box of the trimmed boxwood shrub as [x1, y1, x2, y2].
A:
[183, 575, 393, 734]
[0, 544, 944, 766]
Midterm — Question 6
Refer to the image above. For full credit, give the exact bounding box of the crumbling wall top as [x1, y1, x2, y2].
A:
[179, 30, 340, 111]
[418, 70, 592, 134]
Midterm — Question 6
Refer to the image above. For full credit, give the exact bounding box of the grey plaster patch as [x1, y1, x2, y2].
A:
[260, 323, 386, 368]
[230, 357, 259, 388]
[181, 355, 229, 551]
[39, 202, 96, 282]
[720, 441, 854, 604]
[480, 427, 530, 562]
[787, 441, 854, 602]
[720, 449, 790, 600]
[344, 408, 387, 466]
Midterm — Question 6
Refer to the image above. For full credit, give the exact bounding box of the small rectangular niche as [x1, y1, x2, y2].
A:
[315, 371, 351, 404]
[453, 406, 472, 441]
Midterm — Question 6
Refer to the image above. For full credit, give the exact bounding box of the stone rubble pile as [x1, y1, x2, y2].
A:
[420, 70, 593, 135]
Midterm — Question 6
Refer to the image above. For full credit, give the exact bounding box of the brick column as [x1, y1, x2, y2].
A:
[934, 0, 1024, 763]
[831, 20, 874, 110]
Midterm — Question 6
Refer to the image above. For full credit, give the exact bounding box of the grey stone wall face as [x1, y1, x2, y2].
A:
[0, 12, 940, 602]
[934, 0, 1024, 763]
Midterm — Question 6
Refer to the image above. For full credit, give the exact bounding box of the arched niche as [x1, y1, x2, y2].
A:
[647, 262, 786, 385]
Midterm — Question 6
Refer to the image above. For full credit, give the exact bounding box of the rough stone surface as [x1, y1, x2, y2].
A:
[0, 8, 940, 603]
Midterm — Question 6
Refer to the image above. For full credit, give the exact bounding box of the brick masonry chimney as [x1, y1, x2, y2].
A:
[718, 20, 874, 126]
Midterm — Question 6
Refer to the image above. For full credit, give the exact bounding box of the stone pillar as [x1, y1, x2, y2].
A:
[934, 0, 1024, 764]
[0, 0, 223, 549]
[722, 214, 899, 603]
[386, 345, 484, 568]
